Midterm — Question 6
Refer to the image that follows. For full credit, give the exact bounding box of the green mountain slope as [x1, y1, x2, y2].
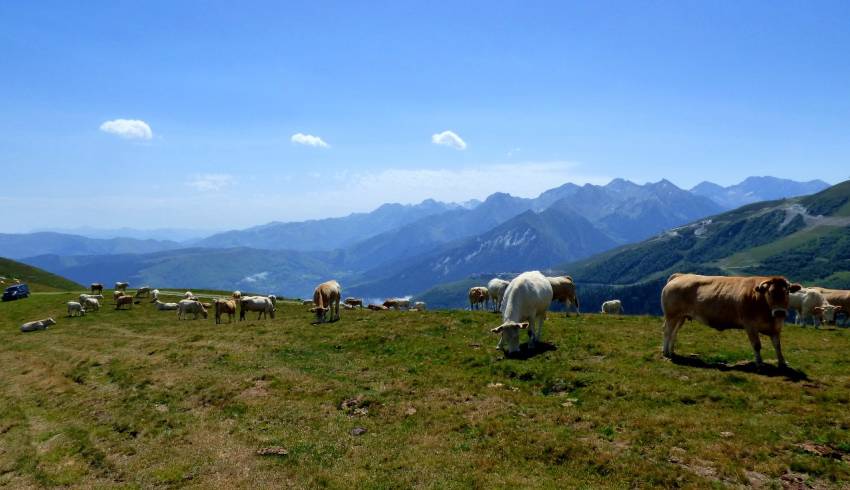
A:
[562, 180, 850, 314]
[0, 257, 83, 292]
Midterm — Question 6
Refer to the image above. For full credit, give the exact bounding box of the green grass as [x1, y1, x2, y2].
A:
[0, 257, 83, 292]
[2, 294, 850, 487]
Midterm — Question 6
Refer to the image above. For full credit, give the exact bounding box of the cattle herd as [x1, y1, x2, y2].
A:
[16, 273, 850, 368]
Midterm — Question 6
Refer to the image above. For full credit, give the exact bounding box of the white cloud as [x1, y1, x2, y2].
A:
[240, 271, 269, 283]
[431, 130, 467, 150]
[99, 119, 153, 140]
[291, 133, 329, 148]
[187, 173, 235, 191]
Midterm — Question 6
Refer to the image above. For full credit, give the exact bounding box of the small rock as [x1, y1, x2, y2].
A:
[256, 446, 288, 456]
[350, 427, 368, 436]
[405, 407, 417, 416]
[487, 382, 504, 389]
[745, 470, 769, 488]
[720, 431, 734, 438]
[154, 404, 168, 413]
[352, 407, 369, 417]
[469, 343, 481, 349]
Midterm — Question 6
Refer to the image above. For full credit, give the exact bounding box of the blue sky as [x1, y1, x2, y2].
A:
[2, 1, 849, 232]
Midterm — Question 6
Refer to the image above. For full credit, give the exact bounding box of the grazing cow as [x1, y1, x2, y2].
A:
[21, 318, 56, 332]
[113, 290, 125, 302]
[115, 282, 129, 292]
[232, 290, 242, 300]
[82, 297, 100, 312]
[150, 289, 160, 302]
[547, 276, 580, 316]
[810, 287, 850, 325]
[178, 299, 208, 320]
[601, 300, 623, 315]
[491, 271, 554, 355]
[115, 295, 134, 310]
[790, 289, 837, 327]
[312, 280, 341, 323]
[155, 300, 179, 311]
[268, 294, 277, 306]
[215, 299, 237, 324]
[367, 304, 388, 311]
[487, 278, 510, 312]
[240, 296, 276, 320]
[383, 298, 411, 310]
[468, 287, 489, 311]
[67, 301, 86, 317]
[344, 297, 363, 309]
[90, 283, 103, 294]
[135, 286, 151, 298]
[661, 273, 801, 367]
[79, 293, 103, 304]
[414, 301, 427, 311]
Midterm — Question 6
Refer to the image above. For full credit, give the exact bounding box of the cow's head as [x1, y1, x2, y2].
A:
[491, 321, 529, 354]
[312, 306, 329, 322]
[813, 304, 843, 325]
[755, 278, 802, 318]
[46, 318, 56, 326]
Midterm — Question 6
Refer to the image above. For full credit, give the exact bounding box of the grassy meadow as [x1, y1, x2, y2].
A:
[2, 292, 850, 488]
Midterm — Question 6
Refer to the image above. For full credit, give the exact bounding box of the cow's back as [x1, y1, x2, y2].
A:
[503, 271, 553, 322]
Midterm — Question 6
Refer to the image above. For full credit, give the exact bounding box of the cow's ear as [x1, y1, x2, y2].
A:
[518, 322, 529, 329]
[756, 280, 771, 293]
[789, 283, 802, 293]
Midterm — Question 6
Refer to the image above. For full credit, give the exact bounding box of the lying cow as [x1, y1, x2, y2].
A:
[240, 296, 276, 321]
[312, 280, 341, 323]
[491, 271, 553, 355]
[67, 301, 86, 317]
[178, 299, 208, 320]
[115, 295, 134, 310]
[155, 300, 179, 311]
[661, 273, 801, 367]
[601, 300, 623, 315]
[468, 287, 489, 311]
[90, 283, 103, 294]
[21, 318, 56, 332]
[367, 304, 388, 311]
[344, 297, 363, 309]
[548, 276, 580, 316]
[215, 299, 237, 324]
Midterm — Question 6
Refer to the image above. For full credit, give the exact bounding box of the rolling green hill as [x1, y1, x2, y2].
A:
[0, 257, 83, 292]
[562, 180, 850, 314]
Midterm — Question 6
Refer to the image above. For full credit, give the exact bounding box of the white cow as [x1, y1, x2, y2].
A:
[601, 300, 623, 315]
[79, 293, 103, 304]
[240, 296, 276, 320]
[155, 300, 179, 311]
[487, 278, 510, 312]
[183, 291, 196, 300]
[791, 289, 840, 327]
[268, 294, 277, 306]
[21, 318, 56, 332]
[413, 301, 427, 311]
[67, 301, 86, 317]
[177, 299, 208, 320]
[150, 289, 160, 302]
[491, 271, 553, 354]
[82, 297, 100, 311]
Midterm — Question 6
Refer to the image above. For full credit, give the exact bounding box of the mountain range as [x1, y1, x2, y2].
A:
[13, 176, 833, 299]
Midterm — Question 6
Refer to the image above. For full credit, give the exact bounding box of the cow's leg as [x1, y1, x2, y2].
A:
[745, 329, 763, 366]
[770, 333, 787, 368]
[536, 315, 545, 345]
[527, 314, 537, 348]
[662, 316, 681, 357]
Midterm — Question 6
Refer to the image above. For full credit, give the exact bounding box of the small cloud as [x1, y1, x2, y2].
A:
[431, 130, 467, 150]
[241, 271, 269, 283]
[507, 147, 521, 158]
[291, 132, 329, 148]
[187, 173, 235, 191]
[99, 119, 153, 140]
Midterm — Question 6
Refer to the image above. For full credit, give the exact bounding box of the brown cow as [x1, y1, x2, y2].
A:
[661, 273, 801, 367]
[383, 298, 410, 310]
[312, 280, 341, 323]
[547, 276, 580, 316]
[90, 283, 103, 294]
[367, 304, 388, 311]
[468, 287, 489, 310]
[115, 295, 134, 310]
[215, 299, 237, 324]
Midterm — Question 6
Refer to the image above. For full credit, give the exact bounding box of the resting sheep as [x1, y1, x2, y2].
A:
[491, 271, 553, 355]
[21, 318, 56, 332]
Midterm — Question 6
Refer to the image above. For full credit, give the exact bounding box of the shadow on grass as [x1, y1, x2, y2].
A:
[671, 354, 809, 382]
[504, 341, 558, 361]
[310, 318, 340, 326]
